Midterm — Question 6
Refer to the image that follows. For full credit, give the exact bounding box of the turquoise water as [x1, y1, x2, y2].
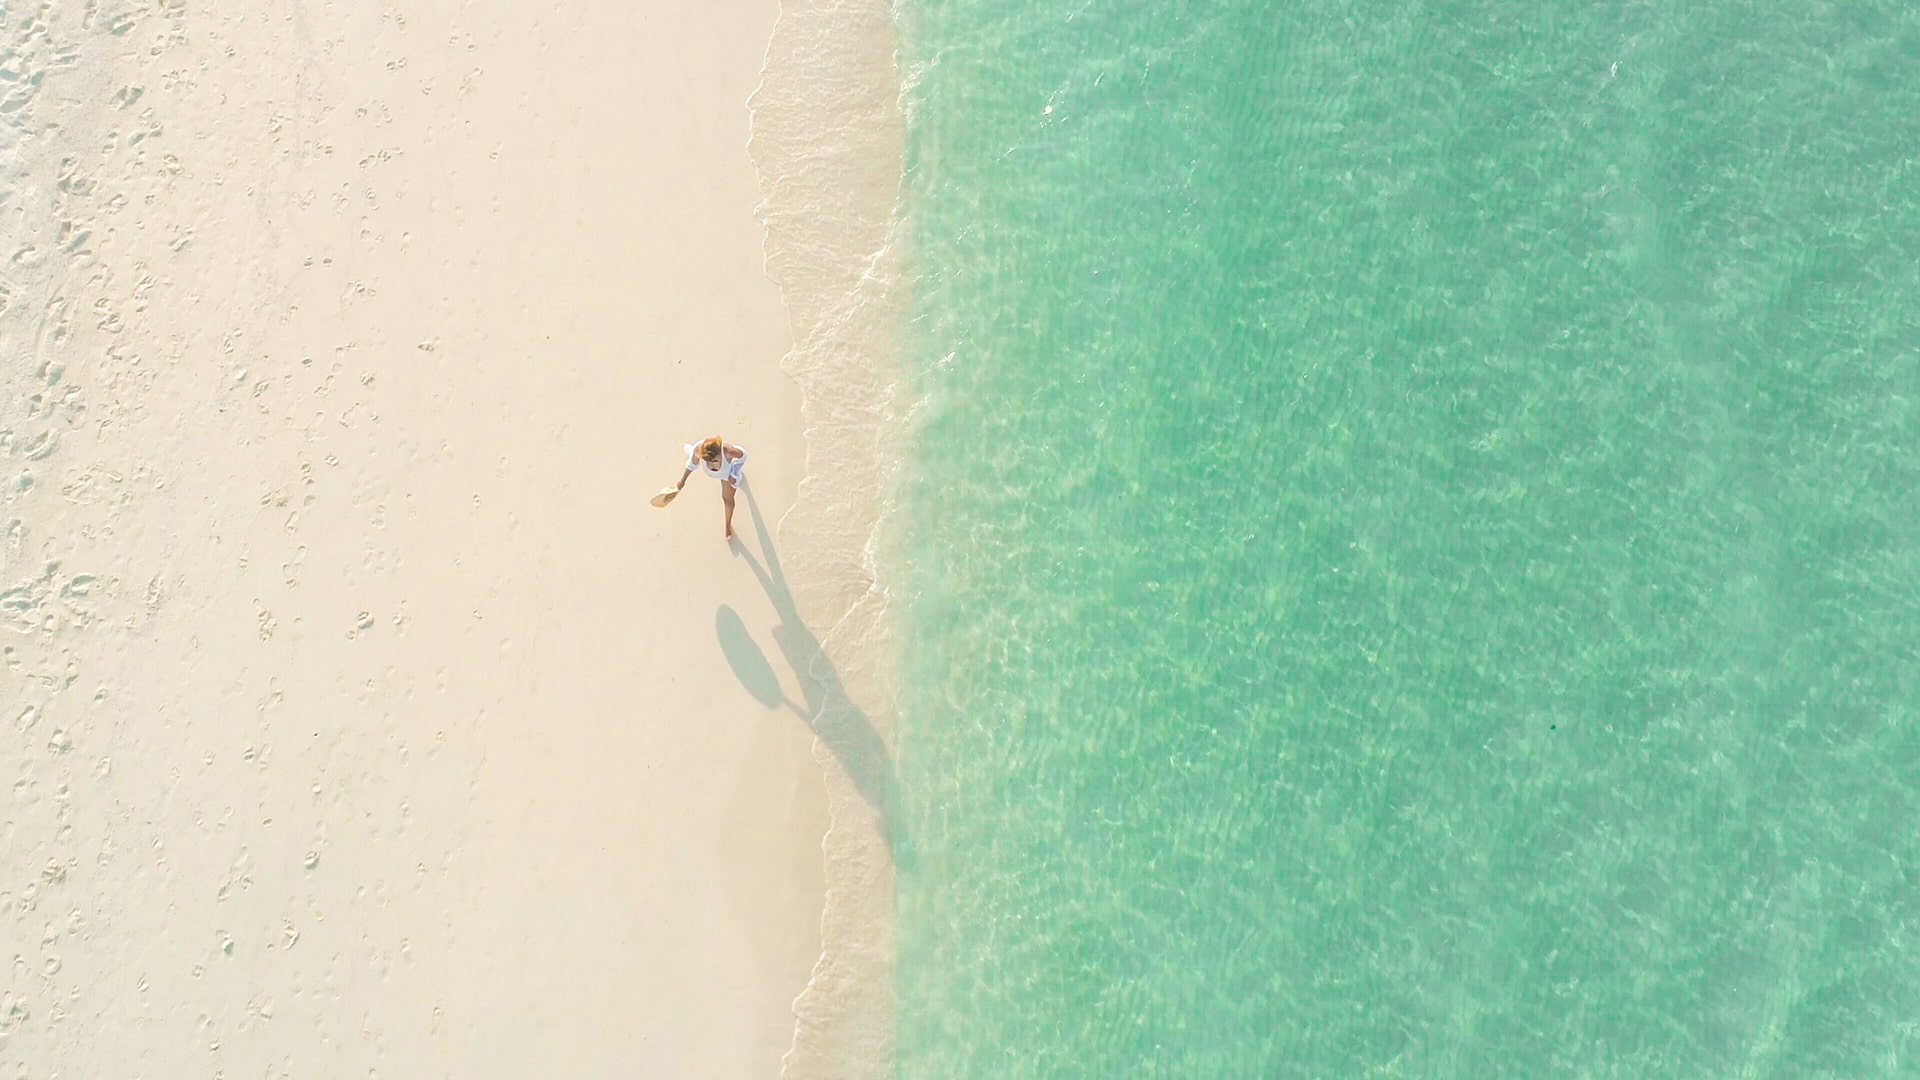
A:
[891, 1, 1920, 1076]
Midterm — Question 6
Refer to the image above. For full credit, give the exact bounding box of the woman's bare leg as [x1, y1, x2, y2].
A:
[721, 481, 738, 540]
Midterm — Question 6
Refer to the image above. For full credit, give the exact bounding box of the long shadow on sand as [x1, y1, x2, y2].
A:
[719, 482, 901, 850]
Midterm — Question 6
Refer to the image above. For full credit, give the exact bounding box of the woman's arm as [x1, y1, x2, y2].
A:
[676, 467, 693, 490]
[722, 444, 747, 490]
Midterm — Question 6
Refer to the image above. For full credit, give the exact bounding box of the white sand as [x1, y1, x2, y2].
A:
[0, 2, 880, 1075]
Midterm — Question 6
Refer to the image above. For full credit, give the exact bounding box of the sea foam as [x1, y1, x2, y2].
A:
[748, 0, 909, 1076]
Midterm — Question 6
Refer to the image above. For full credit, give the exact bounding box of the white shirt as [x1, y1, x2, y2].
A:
[684, 442, 747, 486]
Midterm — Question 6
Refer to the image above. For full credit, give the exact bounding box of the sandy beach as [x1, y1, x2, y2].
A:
[1, 1, 895, 1075]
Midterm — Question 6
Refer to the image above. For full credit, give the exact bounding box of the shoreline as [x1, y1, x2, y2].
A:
[748, 0, 909, 1075]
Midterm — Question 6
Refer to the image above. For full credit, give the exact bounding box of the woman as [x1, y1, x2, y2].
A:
[670, 435, 747, 540]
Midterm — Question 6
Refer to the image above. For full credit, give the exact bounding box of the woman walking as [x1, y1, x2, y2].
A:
[655, 435, 747, 540]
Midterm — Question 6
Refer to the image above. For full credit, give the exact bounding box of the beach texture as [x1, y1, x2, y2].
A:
[18, 0, 1920, 1075]
[1, 1, 869, 1075]
[890, 1, 1920, 1076]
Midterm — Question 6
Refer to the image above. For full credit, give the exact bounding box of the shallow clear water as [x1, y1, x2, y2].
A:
[891, 2, 1920, 1076]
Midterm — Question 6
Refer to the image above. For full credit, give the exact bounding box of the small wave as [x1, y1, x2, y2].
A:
[747, 1, 911, 1077]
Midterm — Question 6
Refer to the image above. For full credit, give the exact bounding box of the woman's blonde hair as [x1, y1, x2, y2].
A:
[695, 436, 724, 463]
